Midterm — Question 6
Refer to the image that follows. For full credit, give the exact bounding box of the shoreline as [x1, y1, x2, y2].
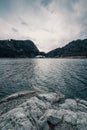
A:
[0, 56, 87, 59]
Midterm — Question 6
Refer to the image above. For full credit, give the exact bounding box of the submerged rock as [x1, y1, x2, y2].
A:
[0, 91, 87, 130]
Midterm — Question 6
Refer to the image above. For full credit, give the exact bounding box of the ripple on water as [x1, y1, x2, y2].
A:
[0, 58, 87, 100]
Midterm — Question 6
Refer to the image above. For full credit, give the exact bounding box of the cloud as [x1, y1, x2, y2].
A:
[12, 28, 18, 32]
[21, 22, 28, 26]
[0, 0, 87, 52]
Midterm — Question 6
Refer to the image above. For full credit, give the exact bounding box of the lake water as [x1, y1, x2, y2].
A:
[0, 59, 87, 100]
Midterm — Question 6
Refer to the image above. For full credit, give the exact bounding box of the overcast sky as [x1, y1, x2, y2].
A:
[0, 0, 87, 52]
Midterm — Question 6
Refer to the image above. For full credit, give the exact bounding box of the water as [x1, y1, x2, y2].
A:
[0, 58, 87, 100]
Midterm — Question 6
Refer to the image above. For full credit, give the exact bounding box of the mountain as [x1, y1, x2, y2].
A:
[47, 39, 87, 58]
[0, 39, 87, 58]
[0, 39, 39, 58]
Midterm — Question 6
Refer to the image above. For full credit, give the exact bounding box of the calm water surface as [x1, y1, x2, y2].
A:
[0, 58, 87, 100]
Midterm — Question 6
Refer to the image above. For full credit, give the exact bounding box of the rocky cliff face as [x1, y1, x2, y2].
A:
[0, 89, 87, 130]
[0, 39, 39, 58]
[47, 39, 87, 58]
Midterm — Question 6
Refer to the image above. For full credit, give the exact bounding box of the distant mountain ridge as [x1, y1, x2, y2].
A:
[0, 39, 87, 58]
[0, 39, 39, 58]
[47, 39, 87, 58]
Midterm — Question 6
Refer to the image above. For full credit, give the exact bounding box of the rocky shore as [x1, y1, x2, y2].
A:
[0, 88, 87, 130]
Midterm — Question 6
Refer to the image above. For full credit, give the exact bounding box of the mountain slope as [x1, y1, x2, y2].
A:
[0, 39, 39, 58]
[47, 39, 87, 58]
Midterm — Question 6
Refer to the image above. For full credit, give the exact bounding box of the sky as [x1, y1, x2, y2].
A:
[0, 0, 87, 52]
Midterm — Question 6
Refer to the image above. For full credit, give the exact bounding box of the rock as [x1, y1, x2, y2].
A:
[55, 122, 77, 130]
[39, 108, 77, 130]
[77, 99, 87, 112]
[0, 90, 36, 103]
[41, 109, 63, 124]
[20, 97, 49, 121]
[0, 107, 33, 130]
[37, 92, 64, 103]
[63, 110, 77, 125]
[0, 92, 87, 130]
[59, 99, 77, 111]
[78, 103, 87, 112]
[38, 118, 49, 130]
[79, 100, 87, 106]
[77, 112, 87, 130]
[0, 97, 48, 130]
